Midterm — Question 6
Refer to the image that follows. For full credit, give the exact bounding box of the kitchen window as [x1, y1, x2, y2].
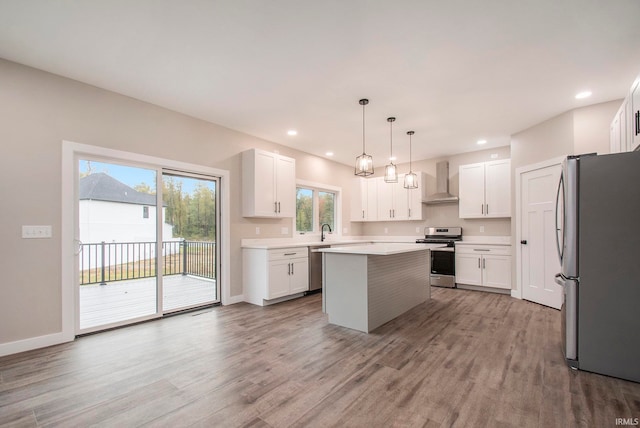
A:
[295, 181, 341, 235]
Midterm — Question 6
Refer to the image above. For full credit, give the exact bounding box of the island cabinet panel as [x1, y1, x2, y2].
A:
[243, 247, 309, 306]
[242, 149, 296, 218]
[323, 247, 430, 333]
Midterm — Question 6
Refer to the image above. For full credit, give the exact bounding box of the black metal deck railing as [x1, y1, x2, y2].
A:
[79, 240, 216, 285]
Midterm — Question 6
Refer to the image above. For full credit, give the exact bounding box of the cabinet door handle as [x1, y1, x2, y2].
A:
[481, 204, 484, 214]
[408, 208, 411, 218]
[291, 263, 294, 275]
[389, 209, 392, 218]
[473, 249, 490, 252]
[284, 252, 297, 256]
[478, 258, 481, 268]
[486, 204, 489, 214]
[483, 258, 486, 269]
[288, 263, 291, 275]
[362, 210, 365, 219]
[278, 202, 281, 213]
[275, 201, 278, 213]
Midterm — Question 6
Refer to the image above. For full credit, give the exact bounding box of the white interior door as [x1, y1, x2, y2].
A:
[520, 162, 563, 309]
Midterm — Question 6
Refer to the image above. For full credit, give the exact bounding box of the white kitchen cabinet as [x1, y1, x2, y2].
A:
[350, 178, 378, 221]
[375, 173, 425, 221]
[242, 149, 296, 218]
[631, 80, 640, 152]
[243, 247, 309, 306]
[459, 160, 510, 218]
[610, 97, 629, 153]
[455, 245, 511, 290]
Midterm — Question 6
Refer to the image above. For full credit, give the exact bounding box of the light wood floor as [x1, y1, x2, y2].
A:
[1, 288, 639, 427]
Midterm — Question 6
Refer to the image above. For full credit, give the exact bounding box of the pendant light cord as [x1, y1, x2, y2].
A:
[362, 103, 366, 154]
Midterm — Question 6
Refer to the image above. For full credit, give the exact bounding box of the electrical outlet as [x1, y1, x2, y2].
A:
[22, 225, 52, 239]
[480, 226, 485, 233]
[255, 227, 260, 235]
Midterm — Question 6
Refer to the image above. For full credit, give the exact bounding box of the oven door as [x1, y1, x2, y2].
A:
[430, 248, 456, 287]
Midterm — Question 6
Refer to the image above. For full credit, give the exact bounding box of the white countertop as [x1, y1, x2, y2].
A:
[241, 238, 372, 249]
[317, 242, 445, 255]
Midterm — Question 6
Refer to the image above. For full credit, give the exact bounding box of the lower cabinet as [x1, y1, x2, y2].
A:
[455, 245, 511, 290]
[243, 247, 309, 306]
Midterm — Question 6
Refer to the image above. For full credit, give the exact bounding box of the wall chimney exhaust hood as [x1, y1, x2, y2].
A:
[424, 161, 459, 204]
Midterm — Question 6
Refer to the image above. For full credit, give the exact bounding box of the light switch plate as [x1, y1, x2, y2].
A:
[22, 225, 52, 239]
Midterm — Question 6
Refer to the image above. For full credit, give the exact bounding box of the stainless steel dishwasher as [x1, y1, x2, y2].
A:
[308, 245, 330, 293]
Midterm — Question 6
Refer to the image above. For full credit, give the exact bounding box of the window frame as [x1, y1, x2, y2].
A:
[295, 179, 341, 236]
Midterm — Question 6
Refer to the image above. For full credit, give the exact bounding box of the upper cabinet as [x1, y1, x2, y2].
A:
[611, 75, 640, 153]
[459, 159, 511, 219]
[351, 177, 378, 222]
[352, 173, 424, 222]
[610, 97, 629, 153]
[242, 149, 295, 218]
[631, 80, 640, 152]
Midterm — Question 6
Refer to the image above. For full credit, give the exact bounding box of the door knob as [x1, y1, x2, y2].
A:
[521, 240, 528, 245]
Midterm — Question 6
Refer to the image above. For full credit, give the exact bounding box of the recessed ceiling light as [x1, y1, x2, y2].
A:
[575, 91, 592, 99]
[477, 139, 487, 145]
[287, 129, 298, 136]
[325, 151, 334, 156]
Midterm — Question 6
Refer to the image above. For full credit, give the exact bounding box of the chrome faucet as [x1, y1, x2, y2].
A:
[321, 223, 332, 242]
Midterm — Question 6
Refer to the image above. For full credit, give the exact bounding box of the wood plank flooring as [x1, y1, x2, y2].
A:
[1, 287, 639, 427]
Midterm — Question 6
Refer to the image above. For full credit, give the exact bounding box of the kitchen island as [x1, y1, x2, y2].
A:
[317, 243, 444, 333]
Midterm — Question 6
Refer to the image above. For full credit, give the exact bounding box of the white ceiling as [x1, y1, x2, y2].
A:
[1, 1, 640, 167]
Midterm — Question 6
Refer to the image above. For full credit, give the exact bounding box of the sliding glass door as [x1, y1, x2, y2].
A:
[77, 159, 159, 330]
[76, 160, 220, 333]
[161, 172, 218, 312]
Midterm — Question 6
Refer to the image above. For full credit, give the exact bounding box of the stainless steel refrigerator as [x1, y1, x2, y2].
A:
[555, 151, 640, 383]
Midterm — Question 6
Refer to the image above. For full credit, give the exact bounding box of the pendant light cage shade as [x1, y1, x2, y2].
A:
[355, 99, 374, 177]
[355, 153, 374, 176]
[384, 163, 398, 183]
[404, 130, 419, 189]
[384, 116, 398, 183]
[404, 171, 418, 189]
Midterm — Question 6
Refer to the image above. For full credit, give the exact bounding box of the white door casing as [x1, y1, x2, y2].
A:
[517, 158, 563, 309]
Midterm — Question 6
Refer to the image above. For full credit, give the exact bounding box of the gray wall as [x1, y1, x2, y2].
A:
[0, 59, 360, 344]
[510, 99, 621, 292]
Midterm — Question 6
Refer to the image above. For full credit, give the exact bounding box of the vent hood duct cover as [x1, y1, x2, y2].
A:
[424, 161, 459, 204]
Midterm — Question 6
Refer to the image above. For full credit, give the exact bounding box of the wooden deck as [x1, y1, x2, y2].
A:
[79, 274, 217, 330]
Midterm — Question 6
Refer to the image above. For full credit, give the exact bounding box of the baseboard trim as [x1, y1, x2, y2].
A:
[0, 332, 72, 357]
[225, 294, 245, 305]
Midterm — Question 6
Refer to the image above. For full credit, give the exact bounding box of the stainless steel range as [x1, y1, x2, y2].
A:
[416, 227, 462, 288]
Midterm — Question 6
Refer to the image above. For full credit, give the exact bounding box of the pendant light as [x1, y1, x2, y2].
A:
[404, 130, 418, 189]
[355, 99, 374, 176]
[384, 117, 398, 183]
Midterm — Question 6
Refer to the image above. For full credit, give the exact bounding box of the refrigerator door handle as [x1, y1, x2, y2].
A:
[555, 171, 565, 264]
[554, 273, 564, 287]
